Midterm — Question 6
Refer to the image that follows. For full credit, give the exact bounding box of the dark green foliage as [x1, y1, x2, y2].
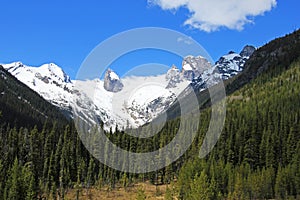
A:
[176, 52, 300, 199]
[6, 158, 21, 200]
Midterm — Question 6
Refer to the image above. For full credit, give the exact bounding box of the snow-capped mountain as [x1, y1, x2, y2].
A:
[1, 62, 191, 130]
[166, 65, 181, 88]
[182, 55, 212, 80]
[190, 45, 256, 90]
[73, 70, 191, 129]
[1, 45, 255, 131]
[3, 62, 73, 110]
[214, 45, 255, 79]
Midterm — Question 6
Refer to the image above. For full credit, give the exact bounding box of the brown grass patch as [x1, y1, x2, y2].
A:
[65, 182, 175, 200]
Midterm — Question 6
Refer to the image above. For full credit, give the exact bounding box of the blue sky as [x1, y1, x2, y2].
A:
[0, 0, 299, 79]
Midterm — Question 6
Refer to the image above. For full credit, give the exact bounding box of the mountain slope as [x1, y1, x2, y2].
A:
[0, 65, 68, 129]
[3, 62, 73, 110]
[176, 50, 300, 200]
[226, 29, 300, 95]
[174, 31, 300, 198]
[166, 29, 300, 119]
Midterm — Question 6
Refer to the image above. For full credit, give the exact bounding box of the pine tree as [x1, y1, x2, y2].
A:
[7, 158, 21, 200]
[121, 173, 128, 191]
[231, 172, 249, 200]
[292, 141, 300, 195]
[86, 157, 95, 187]
[51, 180, 57, 200]
[29, 126, 41, 177]
[190, 171, 210, 200]
[0, 159, 4, 198]
[287, 127, 297, 162]
[275, 166, 288, 199]
[25, 167, 36, 200]
[260, 167, 275, 199]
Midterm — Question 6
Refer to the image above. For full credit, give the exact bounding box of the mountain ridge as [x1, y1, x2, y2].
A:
[0, 65, 69, 129]
[1, 45, 255, 130]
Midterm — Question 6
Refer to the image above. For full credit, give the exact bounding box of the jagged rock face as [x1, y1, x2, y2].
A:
[214, 45, 255, 80]
[190, 45, 255, 91]
[182, 56, 212, 79]
[103, 69, 123, 92]
[182, 68, 194, 81]
[166, 65, 182, 88]
[215, 52, 243, 79]
[240, 45, 256, 58]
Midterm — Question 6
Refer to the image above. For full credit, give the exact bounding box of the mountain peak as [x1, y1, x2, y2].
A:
[240, 45, 256, 58]
[166, 64, 181, 88]
[106, 68, 120, 80]
[40, 63, 71, 83]
[171, 64, 178, 70]
[103, 69, 123, 92]
[182, 55, 212, 80]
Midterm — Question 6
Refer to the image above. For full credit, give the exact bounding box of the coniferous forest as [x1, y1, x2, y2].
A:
[1, 30, 300, 199]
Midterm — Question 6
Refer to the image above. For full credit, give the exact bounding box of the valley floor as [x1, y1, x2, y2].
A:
[66, 182, 173, 200]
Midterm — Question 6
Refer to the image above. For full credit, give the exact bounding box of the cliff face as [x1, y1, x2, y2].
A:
[103, 68, 123, 92]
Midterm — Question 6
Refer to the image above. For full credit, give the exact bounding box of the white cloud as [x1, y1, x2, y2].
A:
[177, 36, 193, 45]
[148, 0, 277, 32]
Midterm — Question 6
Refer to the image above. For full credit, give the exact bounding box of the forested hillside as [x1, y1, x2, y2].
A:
[0, 30, 299, 199]
[176, 58, 300, 199]
[172, 30, 300, 199]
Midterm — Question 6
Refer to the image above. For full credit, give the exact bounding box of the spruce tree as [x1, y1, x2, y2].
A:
[7, 158, 21, 200]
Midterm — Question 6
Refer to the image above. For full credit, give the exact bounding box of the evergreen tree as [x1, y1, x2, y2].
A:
[23, 163, 37, 200]
[190, 171, 210, 200]
[7, 158, 21, 200]
[275, 166, 288, 199]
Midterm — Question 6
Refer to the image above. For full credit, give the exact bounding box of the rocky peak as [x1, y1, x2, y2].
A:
[39, 63, 71, 84]
[214, 46, 255, 80]
[181, 55, 212, 81]
[240, 45, 256, 58]
[166, 65, 181, 88]
[103, 68, 123, 92]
